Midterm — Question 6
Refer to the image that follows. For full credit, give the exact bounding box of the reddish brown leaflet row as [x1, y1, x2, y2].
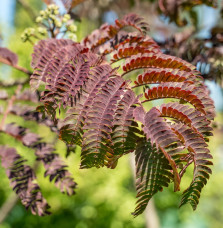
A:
[3, 123, 77, 195]
[0, 146, 50, 216]
[0, 86, 77, 216]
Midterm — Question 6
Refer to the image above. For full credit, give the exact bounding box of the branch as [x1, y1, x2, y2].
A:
[0, 192, 19, 224]
[0, 85, 22, 131]
[179, 158, 193, 178]
[0, 57, 32, 76]
[0, 78, 29, 87]
[0, 161, 41, 223]
[16, 0, 37, 22]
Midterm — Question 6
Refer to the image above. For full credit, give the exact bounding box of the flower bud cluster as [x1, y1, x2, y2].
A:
[21, 28, 35, 42]
[21, 4, 78, 42]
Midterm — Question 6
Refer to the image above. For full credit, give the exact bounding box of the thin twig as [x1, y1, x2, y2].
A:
[0, 58, 32, 76]
[0, 192, 19, 224]
[0, 78, 29, 87]
[16, 0, 37, 22]
[179, 159, 193, 178]
[134, 0, 140, 9]
[0, 85, 22, 131]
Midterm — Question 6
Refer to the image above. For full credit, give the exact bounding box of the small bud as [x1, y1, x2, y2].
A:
[21, 34, 27, 42]
[67, 24, 77, 32]
[68, 33, 77, 41]
[24, 27, 35, 36]
[54, 9, 59, 15]
[55, 20, 62, 28]
[45, 9, 51, 16]
[37, 27, 47, 35]
[54, 5, 59, 10]
[50, 14, 56, 20]
[48, 4, 55, 10]
[36, 16, 43, 23]
[29, 28, 35, 35]
[40, 10, 45, 16]
[63, 14, 71, 20]
[62, 17, 68, 23]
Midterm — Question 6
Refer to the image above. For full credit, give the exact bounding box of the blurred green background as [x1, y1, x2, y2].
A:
[0, 1, 223, 228]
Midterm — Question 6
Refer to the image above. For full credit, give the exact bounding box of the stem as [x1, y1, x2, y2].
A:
[16, 0, 37, 21]
[141, 96, 183, 103]
[48, 19, 56, 38]
[0, 78, 29, 87]
[134, 0, 140, 8]
[0, 192, 19, 224]
[131, 82, 158, 89]
[179, 158, 193, 178]
[0, 58, 32, 76]
[0, 85, 22, 131]
[121, 67, 143, 77]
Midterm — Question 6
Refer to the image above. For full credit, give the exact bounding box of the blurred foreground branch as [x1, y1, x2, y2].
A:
[0, 57, 32, 76]
[0, 192, 19, 224]
[17, 0, 37, 21]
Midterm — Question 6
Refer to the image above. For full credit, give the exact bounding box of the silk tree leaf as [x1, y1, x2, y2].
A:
[31, 39, 75, 89]
[2, 123, 77, 196]
[0, 146, 50, 216]
[82, 13, 150, 51]
[134, 68, 199, 86]
[159, 102, 213, 139]
[133, 139, 173, 216]
[144, 107, 184, 191]
[108, 90, 142, 168]
[59, 64, 113, 146]
[143, 82, 215, 120]
[111, 35, 160, 62]
[172, 123, 213, 210]
[81, 77, 128, 168]
[0, 47, 18, 66]
[122, 52, 196, 74]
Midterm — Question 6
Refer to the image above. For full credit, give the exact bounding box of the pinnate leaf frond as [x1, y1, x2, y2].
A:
[143, 82, 215, 120]
[0, 146, 50, 216]
[111, 35, 160, 62]
[133, 139, 173, 216]
[159, 102, 213, 139]
[3, 123, 77, 196]
[60, 64, 114, 146]
[81, 77, 127, 168]
[172, 123, 213, 210]
[28, 12, 216, 217]
[0, 47, 18, 66]
[82, 13, 150, 52]
[134, 68, 199, 86]
[122, 53, 196, 75]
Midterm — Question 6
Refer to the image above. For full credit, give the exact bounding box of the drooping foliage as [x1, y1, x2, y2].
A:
[0, 7, 215, 217]
[27, 12, 215, 216]
[0, 76, 77, 215]
[134, 139, 173, 216]
[0, 146, 50, 216]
